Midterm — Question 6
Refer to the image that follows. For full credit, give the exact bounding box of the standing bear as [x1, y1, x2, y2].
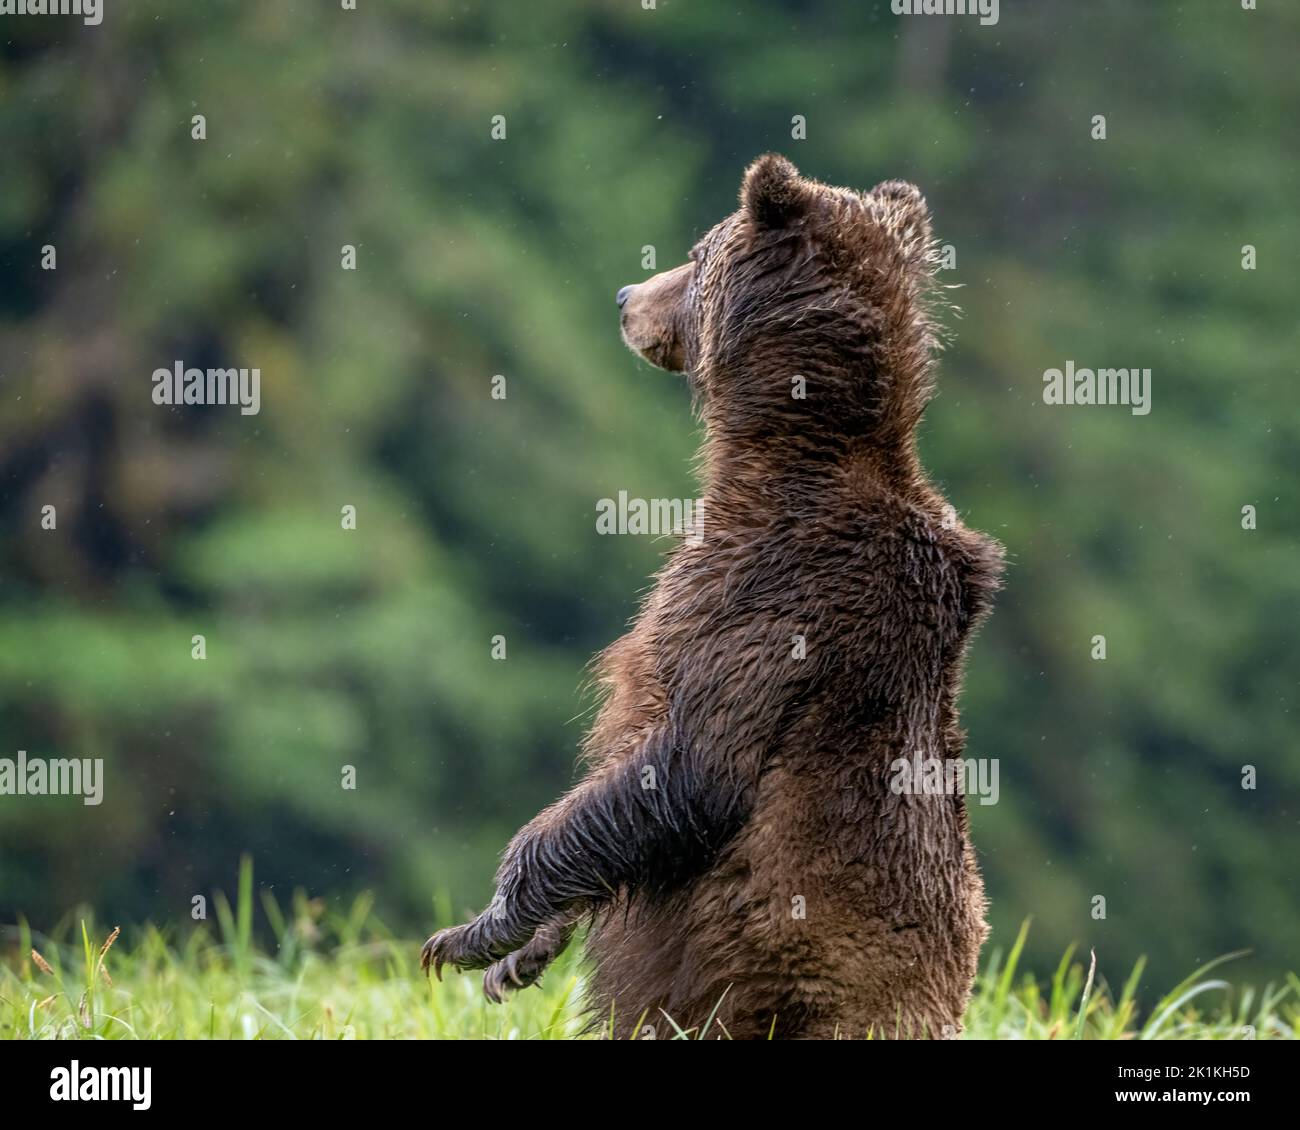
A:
[423, 154, 1004, 1040]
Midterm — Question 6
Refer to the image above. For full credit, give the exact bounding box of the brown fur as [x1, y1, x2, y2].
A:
[422, 155, 1004, 1040]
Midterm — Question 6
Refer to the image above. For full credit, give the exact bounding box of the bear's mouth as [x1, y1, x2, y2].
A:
[619, 309, 684, 373]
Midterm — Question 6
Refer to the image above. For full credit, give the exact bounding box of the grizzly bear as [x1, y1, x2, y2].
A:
[422, 154, 1004, 1040]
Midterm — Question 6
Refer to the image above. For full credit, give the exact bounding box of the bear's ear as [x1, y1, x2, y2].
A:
[741, 153, 810, 230]
[869, 179, 933, 247]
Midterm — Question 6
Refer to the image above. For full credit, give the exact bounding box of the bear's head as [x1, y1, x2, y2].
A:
[618, 155, 943, 452]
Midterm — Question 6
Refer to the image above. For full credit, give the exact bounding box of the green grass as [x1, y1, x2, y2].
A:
[3, 867, 1297, 1039]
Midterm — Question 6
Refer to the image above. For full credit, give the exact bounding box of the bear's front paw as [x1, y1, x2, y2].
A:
[420, 921, 499, 980]
[420, 894, 542, 980]
[479, 917, 574, 1003]
[482, 949, 538, 1003]
[478, 915, 574, 1003]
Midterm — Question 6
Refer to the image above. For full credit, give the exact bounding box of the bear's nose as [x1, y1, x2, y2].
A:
[616, 285, 635, 308]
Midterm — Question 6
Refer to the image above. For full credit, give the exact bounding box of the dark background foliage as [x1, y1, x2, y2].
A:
[1, 0, 1296, 994]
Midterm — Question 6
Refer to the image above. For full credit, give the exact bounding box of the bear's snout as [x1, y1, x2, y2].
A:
[616, 262, 692, 373]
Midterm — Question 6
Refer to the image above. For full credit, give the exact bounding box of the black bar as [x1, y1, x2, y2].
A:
[3, 1037, 1291, 1115]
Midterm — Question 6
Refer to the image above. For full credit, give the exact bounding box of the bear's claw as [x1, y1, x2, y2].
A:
[420, 923, 497, 980]
[483, 951, 526, 1003]
[425, 913, 577, 1002]
[419, 929, 448, 980]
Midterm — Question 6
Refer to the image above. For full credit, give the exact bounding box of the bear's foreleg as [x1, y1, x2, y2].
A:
[420, 726, 755, 993]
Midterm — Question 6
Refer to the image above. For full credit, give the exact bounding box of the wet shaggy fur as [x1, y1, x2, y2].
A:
[422, 155, 1004, 1040]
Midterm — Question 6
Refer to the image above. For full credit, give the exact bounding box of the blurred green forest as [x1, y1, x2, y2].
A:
[0, 0, 1296, 995]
